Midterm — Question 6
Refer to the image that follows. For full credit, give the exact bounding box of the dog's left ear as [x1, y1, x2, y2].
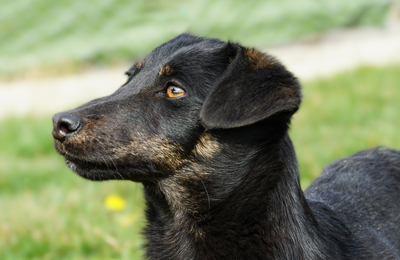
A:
[200, 44, 301, 130]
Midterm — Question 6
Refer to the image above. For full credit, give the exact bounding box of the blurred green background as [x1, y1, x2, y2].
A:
[1, 0, 399, 259]
[1, 0, 393, 80]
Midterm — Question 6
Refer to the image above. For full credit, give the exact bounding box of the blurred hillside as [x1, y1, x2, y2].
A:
[0, 0, 393, 80]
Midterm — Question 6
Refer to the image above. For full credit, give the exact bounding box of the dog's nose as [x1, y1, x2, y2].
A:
[52, 112, 81, 141]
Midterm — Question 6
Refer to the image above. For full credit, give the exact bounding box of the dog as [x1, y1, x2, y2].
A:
[52, 34, 400, 259]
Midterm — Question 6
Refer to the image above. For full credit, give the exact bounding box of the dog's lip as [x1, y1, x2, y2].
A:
[64, 157, 156, 182]
[64, 157, 127, 180]
[64, 155, 148, 173]
[64, 156, 113, 170]
[65, 158, 102, 171]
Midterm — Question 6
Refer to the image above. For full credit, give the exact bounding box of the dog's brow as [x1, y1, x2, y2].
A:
[135, 62, 143, 69]
[159, 65, 174, 77]
[126, 62, 143, 76]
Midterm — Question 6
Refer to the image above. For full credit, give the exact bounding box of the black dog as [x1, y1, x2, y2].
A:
[53, 34, 400, 259]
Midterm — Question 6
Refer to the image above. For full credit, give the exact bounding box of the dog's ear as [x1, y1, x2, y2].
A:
[200, 43, 301, 130]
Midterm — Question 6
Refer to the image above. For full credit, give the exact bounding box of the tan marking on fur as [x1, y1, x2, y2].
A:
[159, 177, 189, 211]
[110, 133, 187, 170]
[158, 176, 206, 240]
[135, 62, 142, 69]
[158, 65, 174, 76]
[244, 48, 276, 69]
[192, 132, 220, 159]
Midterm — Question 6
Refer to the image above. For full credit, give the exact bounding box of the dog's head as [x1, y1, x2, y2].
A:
[52, 34, 301, 183]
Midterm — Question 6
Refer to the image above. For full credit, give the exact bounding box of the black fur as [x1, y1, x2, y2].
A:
[52, 34, 400, 259]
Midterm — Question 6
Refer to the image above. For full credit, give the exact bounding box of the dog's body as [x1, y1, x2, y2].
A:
[52, 34, 400, 259]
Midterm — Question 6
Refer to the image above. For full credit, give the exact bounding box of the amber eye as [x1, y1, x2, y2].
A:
[166, 85, 186, 98]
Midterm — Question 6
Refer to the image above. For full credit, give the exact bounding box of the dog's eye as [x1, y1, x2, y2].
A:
[166, 85, 186, 98]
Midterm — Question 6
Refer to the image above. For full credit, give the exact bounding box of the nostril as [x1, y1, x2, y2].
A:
[52, 112, 81, 141]
[58, 118, 80, 134]
[59, 122, 70, 134]
[59, 121, 76, 135]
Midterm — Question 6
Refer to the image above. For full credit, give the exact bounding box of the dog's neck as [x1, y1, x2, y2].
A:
[143, 131, 352, 259]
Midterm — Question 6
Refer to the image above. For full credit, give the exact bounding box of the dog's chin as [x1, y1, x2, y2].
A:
[65, 160, 123, 181]
[65, 159, 154, 182]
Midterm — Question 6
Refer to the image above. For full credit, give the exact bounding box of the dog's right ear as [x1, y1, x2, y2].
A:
[200, 43, 301, 130]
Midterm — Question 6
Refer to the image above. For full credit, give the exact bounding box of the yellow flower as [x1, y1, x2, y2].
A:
[104, 195, 126, 211]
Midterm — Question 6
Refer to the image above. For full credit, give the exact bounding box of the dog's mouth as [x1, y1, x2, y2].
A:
[53, 128, 172, 181]
[53, 131, 184, 182]
[64, 156, 124, 181]
[63, 155, 157, 181]
[54, 138, 131, 180]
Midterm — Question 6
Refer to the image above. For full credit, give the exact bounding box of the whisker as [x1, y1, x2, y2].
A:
[108, 155, 124, 180]
[115, 139, 132, 143]
[101, 156, 110, 170]
[193, 171, 211, 214]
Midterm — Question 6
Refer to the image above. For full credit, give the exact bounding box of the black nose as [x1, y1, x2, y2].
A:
[52, 112, 81, 141]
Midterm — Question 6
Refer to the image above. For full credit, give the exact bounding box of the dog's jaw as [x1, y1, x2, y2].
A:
[64, 158, 126, 181]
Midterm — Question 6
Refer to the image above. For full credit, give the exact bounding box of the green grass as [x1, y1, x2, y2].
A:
[1, 65, 400, 259]
[0, 0, 392, 79]
[292, 66, 400, 187]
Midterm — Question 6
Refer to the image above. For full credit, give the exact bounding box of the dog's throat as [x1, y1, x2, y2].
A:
[143, 135, 330, 259]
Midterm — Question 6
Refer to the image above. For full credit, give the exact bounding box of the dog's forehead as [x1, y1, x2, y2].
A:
[120, 35, 228, 96]
[145, 35, 227, 67]
[116, 34, 227, 97]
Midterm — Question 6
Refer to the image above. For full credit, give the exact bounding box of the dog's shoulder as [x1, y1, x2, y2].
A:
[306, 148, 400, 194]
[305, 148, 400, 206]
[304, 148, 400, 257]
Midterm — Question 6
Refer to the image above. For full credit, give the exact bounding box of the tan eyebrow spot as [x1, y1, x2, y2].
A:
[159, 65, 174, 76]
[135, 62, 142, 69]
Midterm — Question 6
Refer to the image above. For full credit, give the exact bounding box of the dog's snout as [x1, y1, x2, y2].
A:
[52, 112, 81, 141]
